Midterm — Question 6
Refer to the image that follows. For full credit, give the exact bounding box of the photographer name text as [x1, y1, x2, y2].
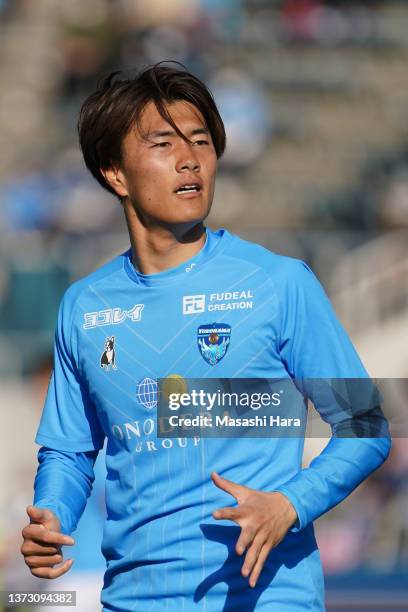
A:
[167, 414, 301, 428]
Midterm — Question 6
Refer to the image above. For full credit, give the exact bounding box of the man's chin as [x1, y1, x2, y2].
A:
[164, 204, 212, 227]
[164, 218, 206, 233]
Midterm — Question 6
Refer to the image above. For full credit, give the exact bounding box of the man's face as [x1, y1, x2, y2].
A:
[113, 100, 218, 226]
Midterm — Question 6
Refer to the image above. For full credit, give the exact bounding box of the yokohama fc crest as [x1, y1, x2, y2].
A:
[197, 323, 231, 366]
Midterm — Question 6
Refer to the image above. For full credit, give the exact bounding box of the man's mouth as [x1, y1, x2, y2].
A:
[175, 183, 202, 194]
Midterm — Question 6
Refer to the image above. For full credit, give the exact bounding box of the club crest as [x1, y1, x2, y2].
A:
[197, 323, 231, 366]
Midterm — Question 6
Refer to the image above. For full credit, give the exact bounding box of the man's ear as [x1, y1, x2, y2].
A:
[100, 166, 129, 198]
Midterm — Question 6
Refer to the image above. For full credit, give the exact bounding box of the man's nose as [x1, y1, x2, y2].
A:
[176, 140, 200, 172]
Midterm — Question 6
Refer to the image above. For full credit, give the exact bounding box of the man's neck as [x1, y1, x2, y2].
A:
[124, 203, 206, 275]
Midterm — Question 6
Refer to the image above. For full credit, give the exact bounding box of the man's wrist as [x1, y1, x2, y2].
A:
[271, 491, 298, 529]
[285, 499, 298, 528]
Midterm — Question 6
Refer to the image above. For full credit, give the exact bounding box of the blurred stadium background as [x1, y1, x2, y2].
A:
[0, 0, 407, 610]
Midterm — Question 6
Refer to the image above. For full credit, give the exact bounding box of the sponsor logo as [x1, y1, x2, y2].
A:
[111, 416, 201, 454]
[197, 323, 231, 366]
[100, 336, 117, 370]
[208, 290, 253, 311]
[183, 294, 205, 315]
[136, 377, 158, 410]
[83, 304, 144, 329]
[183, 290, 253, 315]
[111, 374, 201, 454]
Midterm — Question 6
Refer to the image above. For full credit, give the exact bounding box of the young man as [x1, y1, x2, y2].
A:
[21, 64, 390, 611]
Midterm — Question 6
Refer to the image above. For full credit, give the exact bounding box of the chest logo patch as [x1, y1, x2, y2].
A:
[83, 304, 144, 329]
[197, 323, 231, 366]
[136, 377, 158, 410]
[101, 336, 117, 370]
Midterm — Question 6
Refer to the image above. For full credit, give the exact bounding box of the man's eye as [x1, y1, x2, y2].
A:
[154, 142, 170, 148]
[193, 140, 209, 146]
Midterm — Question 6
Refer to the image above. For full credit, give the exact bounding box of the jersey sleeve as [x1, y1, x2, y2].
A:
[272, 259, 391, 530]
[35, 288, 105, 452]
[277, 259, 367, 378]
[33, 447, 98, 535]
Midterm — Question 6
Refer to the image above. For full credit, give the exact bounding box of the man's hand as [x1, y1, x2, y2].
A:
[211, 472, 297, 588]
[21, 506, 75, 579]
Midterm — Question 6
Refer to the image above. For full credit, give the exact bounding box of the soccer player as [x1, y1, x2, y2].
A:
[21, 64, 390, 611]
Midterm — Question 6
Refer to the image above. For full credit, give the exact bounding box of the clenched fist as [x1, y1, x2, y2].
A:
[21, 505, 75, 579]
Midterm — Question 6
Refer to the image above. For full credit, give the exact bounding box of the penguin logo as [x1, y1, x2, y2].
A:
[101, 336, 117, 370]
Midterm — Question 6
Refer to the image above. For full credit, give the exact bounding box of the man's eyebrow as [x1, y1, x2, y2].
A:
[190, 128, 209, 136]
[147, 127, 209, 138]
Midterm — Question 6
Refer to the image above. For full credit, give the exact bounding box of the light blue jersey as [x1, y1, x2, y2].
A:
[34, 228, 390, 611]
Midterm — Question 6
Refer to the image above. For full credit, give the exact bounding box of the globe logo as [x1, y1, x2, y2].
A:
[136, 377, 158, 410]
